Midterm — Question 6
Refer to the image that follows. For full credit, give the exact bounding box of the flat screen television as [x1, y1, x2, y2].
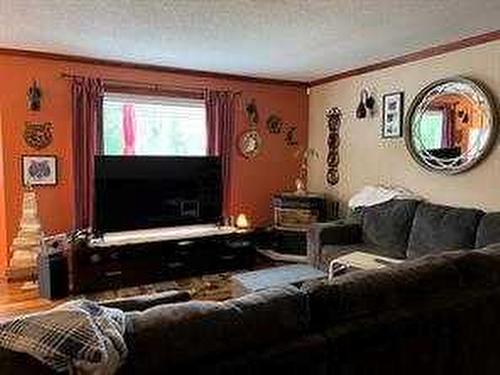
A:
[94, 156, 222, 234]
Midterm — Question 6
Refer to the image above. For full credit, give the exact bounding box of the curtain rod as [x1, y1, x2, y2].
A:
[60, 73, 242, 97]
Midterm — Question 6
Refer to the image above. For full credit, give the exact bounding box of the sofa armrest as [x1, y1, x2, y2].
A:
[100, 290, 191, 312]
[307, 220, 362, 268]
[0, 348, 54, 375]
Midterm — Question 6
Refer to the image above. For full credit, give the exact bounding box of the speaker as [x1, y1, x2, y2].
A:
[38, 248, 69, 300]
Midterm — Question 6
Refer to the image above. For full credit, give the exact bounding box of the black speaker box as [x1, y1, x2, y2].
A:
[38, 249, 69, 300]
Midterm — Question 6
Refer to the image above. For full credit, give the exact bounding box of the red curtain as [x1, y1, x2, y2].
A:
[205, 90, 237, 217]
[440, 106, 455, 149]
[72, 77, 104, 230]
[122, 104, 137, 155]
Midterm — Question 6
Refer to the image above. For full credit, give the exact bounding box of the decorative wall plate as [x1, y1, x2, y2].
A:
[245, 99, 259, 126]
[24, 122, 53, 150]
[238, 130, 262, 158]
[27, 80, 42, 111]
[266, 114, 282, 134]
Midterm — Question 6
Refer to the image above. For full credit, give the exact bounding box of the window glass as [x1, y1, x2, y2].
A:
[417, 110, 444, 150]
[103, 94, 207, 156]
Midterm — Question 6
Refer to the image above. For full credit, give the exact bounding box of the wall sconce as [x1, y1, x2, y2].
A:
[245, 99, 259, 125]
[27, 80, 42, 111]
[235, 213, 250, 229]
[356, 89, 375, 119]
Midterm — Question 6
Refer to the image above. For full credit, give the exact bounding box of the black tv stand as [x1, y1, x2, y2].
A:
[72, 225, 256, 293]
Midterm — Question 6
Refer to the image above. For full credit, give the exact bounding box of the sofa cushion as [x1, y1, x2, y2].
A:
[155, 334, 328, 375]
[407, 203, 484, 258]
[303, 247, 500, 331]
[308, 220, 362, 268]
[317, 285, 500, 375]
[476, 212, 500, 248]
[125, 286, 309, 373]
[303, 252, 462, 330]
[362, 199, 420, 259]
[456, 244, 500, 286]
[100, 290, 191, 312]
[0, 348, 54, 375]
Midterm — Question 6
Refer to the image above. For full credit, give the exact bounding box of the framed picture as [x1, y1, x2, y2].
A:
[382, 92, 404, 138]
[22, 155, 57, 186]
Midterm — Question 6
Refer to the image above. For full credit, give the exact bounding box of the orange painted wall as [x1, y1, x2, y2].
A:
[0, 53, 308, 271]
[0, 111, 7, 270]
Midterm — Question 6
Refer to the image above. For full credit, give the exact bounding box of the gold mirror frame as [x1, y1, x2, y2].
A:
[404, 77, 498, 175]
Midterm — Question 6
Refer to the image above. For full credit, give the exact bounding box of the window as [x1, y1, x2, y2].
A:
[102, 93, 207, 156]
[417, 110, 444, 150]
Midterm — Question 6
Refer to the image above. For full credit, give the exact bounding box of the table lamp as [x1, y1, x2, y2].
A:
[235, 213, 250, 229]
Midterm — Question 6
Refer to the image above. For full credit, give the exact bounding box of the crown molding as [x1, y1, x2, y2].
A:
[310, 29, 500, 87]
[0, 47, 308, 88]
[2, 29, 499, 89]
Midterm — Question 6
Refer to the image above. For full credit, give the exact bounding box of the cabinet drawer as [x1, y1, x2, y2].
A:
[73, 232, 257, 293]
[76, 266, 124, 292]
[211, 248, 253, 272]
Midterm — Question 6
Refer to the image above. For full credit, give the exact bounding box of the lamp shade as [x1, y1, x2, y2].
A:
[235, 213, 250, 229]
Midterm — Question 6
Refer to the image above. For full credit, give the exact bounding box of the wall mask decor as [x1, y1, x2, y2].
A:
[266, 114, 283, 134]
[245, 99, 259, 126]
[27, 80, 42, 111]
[405, 76, 498, 174]
[326, 107, 342, 186]
[24, 122, 53, 150]
[285, 126, 298, 146]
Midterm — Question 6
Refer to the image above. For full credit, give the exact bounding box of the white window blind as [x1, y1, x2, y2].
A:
[103, 93, 207, 156]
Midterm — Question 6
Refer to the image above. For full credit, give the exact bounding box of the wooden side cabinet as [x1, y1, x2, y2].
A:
[265, 193, 338, 257]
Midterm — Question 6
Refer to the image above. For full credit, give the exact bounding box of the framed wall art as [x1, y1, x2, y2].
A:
[22, 155, 58, 186]
[382, 92, 404, 138]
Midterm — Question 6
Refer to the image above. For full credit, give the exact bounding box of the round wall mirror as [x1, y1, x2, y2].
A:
[405, 77, 498, 174]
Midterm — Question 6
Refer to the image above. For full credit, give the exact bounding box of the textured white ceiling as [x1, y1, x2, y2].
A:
[0, 0, 499, 82]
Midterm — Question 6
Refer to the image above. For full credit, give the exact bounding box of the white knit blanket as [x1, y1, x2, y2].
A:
[0, 299, 127, 374]
[348, 185, 421, 209]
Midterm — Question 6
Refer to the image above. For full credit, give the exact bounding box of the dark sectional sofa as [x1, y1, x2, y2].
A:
[3, 199, 500, 374]
[308, 199, 500, 269]
[3, 245, 500, 374]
